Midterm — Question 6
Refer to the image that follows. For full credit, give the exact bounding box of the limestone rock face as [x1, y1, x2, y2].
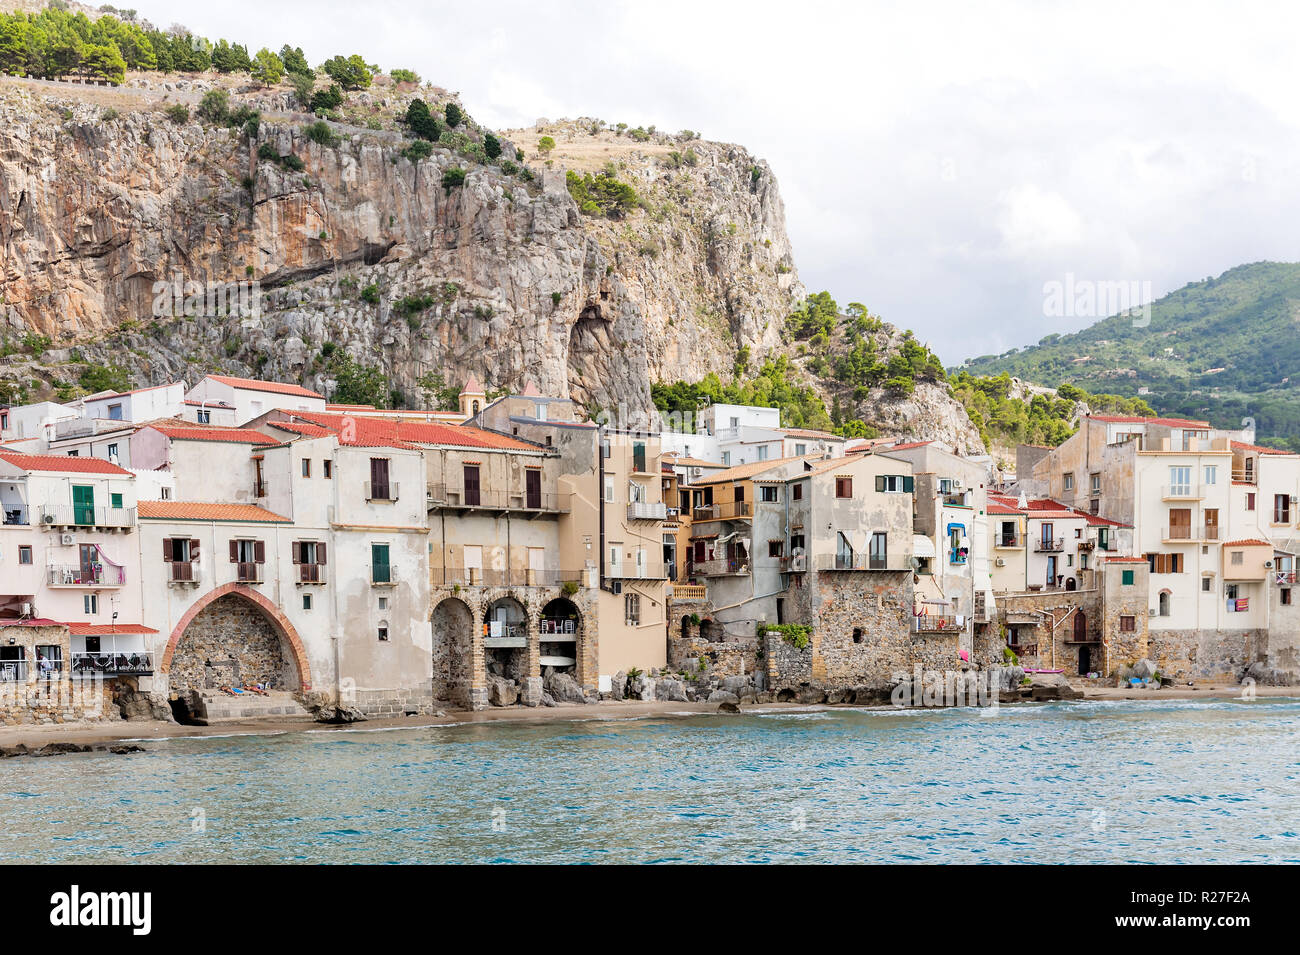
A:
[0, 90, 803, 420]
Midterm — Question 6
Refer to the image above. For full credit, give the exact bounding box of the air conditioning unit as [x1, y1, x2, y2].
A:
[1264, 560, 1274, 569]
[690, 467, 702, 478]
[1149, 608, 1158, 616]
[20, 602, 32, 617]
[952, 479, 964, 490]
[60, 533, 74, 546]
[995, 557, 1006, 567]
[41, 513, 56, 525]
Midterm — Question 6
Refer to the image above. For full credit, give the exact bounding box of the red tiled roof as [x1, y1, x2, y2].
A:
[779, 428, 843, 440]
[86, 382, 181, 400]
[1104, 556, 1148, 562]
[280, 411, 542, 452]
[1231, 440, 1292, 456]
[205, 375, 323, 399]
[0, 451, 132, 475]
[1222, 538, 1272, 547]
[1090, 414, 1211, 428]
[138, 501, 291, 522]
[149, 425, 277, 445]
[66, 623, 159, 635]
[886, 440, 933, 451]
[987, 503, 1022, 515]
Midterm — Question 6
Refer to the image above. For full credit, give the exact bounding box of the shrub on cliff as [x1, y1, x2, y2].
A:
[321, 53, 373, 90]
[250, 48, 284, 86]
[403, 99, 441, 141]
[441, 167, 467, 193]
[444, 102, 464, 127]
[303, 120, 338, 147]
[565, 170, 639, 218]
[389, 68, 420, 84]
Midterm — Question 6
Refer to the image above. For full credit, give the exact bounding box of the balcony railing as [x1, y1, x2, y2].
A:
[48, 564, 126, 587]
[2, 509, 29, 526]
[437, 568, 586, 588]
[1274, 572, 1297, 585]
[1063, 631, 1101, 645]
[1231, 470, 1256, 484]
[71, 651, 154, 675]
[1161, 484, 1202, 500]
[608, 564, 668, 580]
[816, 555, 906, 572]
[994, 535, 1020, 548]
[670, 583, 708, 600]
[691, 500, 753, 521]
[627, 501, 668, 522]
[689, 558, 749, 577]
[168, 561, 200, 584]
[0, 660, 28, 681]
[426, 484, 570, 513]
[298, 563, 326, 584]
[235, 562, 263, 583]
[912, 614, 959, 633]
[38, 506, 136, 529]
[1162, 525, 1220, 542]
[1034, 538, 1065, 553]
[364, 481, 400, 502]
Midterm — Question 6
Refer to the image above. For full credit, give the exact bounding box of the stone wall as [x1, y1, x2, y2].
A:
[170, 594, 298, 693]
[0, 624, 113, 725]
[1148, 628, 1262, 682]
[995, 588, 1101, 675]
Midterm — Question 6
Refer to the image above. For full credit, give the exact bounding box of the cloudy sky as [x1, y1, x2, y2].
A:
[146, 0, 1300, 363]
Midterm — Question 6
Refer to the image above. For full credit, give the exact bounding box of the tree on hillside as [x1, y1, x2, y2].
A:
[321, 53, 372, 90]
[250, 47, 284, 86]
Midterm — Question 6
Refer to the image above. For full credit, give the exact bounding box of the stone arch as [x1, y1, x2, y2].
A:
[432, 596, 475, 706]
[539, 597, 583, 676]
[1158, 589, 1172, 617]
[484, 595, 529, 682]
[161, 583, 311, 692]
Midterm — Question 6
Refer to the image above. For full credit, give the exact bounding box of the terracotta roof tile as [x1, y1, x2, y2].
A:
[281, 411, 542, 452]
[1222, 538, 1272, 547]
[66, 623, 158, 635]
[0, 451, 132, 475]
[138, 501, 291, 522]
[205, 375, 323, 399]
[1231, 440, 1292, 456]
[1090, 414, 1211, 428]
[149, 425, 277, 445]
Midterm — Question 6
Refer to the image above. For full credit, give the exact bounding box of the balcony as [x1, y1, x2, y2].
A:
[1064, 631, 1100, 645]
[1034, 538, 1065, 553]
[994, 535, 1020, 549]
[689, 558, 749, 577]
[1274, 572, 1297, 585]
[608, 563, 668, 580]
[38, 506, 136, 530]
[364, 481, 400, 502]
[1231, 469, 1256, 485]
[815, 555, 907, 572]
[297, 563, 326, 585]
[1161, 484, 1202, 501]
[691, 500, 753, 521]
[670, 583, 708, 600]
[426, 484, 569, 515]
[71, 651, 154, 675]
[779, 555, 808, 573]
[235, 562, 263, 584]
[484, 623, 527, 649]
[168, 561, 201, 585]
[2, 508, 28, 526]
[437, 568, 586, 588]
[48, 564, 126, 588]
[1162, 525, 1220, 542]
[912, 614, 959, 633]
[627, 501, 668, 522]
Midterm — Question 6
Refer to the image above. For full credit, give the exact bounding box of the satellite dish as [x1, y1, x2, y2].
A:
[909, 556, 921, 571]
[792, 546, 805, 557]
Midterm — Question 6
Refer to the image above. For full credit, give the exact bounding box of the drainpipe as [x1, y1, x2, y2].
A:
[598, 427, 607, 593]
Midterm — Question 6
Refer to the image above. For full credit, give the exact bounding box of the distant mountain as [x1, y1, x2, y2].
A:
[958, 261, 1300, 450]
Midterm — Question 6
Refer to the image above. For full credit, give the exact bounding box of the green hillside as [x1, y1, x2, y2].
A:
[959, 261, 1300, 450]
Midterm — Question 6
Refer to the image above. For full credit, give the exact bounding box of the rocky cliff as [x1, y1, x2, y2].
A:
[0, 77, 800, 420]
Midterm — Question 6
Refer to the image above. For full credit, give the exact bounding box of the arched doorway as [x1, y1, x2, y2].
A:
[1158, 590, 1171, 617]
[431, 597, 474, 706]
[165, 589, 307, 696]
[540, 598, 582, 677]
[484, 596, 528, 682]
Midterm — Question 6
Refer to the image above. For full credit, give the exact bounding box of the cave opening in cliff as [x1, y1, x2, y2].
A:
[566, 303, 611, 407]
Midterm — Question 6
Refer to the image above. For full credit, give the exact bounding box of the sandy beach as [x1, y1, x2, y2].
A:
[0, 684, 1295, 751]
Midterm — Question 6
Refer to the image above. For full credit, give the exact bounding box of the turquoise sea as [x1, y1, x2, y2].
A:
[1, 699, 1297, 864]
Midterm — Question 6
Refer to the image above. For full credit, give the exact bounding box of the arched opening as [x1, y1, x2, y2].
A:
[540, 598, 582, 677]
[1158, 590, 1171, 616]
[432, 597, 474, 706]
[680, 614, 692, 643]
[1065, 576, 1077, 591]
[484, 596, 528, 682]
[1073, 609, 1087, 642]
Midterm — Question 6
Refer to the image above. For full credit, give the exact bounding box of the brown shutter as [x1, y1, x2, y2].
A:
[190, 539, 200, 562]
[292, 542, 302, 564]
[163, 539, 172, 562]
[229, 540, 238, 562]
[317, 542, 327, 565]
[254, 540, 266, 563]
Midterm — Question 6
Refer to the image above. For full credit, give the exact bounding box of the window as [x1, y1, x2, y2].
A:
[377, 622, 390, 642]
[795, 443, 806, 455]
[1182, 429, 1210, 451]
[463, 464, 480, 507]
[107, 403, 123, 420]
[790, 533, 806, 552]
[196, 409, 211, 424]
[633, 441, 647, 473]
[629, 481, 645, 504]
[230, 539, 265, 581]
[1089, 499, 1099, 515]
[301, 459, 311, 478]
[1148, 553, 1184, 574]
[1283, 588, 1293, 606]
[1204, 465, 1217, 485]
[721, 451, 731, 466]
[294, 541, 327, 582]
[1246, 492, 1256, 511]
[369, 458, 392, 501]
[107, 443, 119, 459]
[1158, 591, 1171, 616]
[66, 450, 78, 456]
[768, 540, 784, 558]
[1274, 494, 1291, 524]
[371, 543, 391, 584]
[377, 596, 388, 611]
[1090, 473, 1101, 494]
[604, 476, 615, 503]
[302, 594, 313, 611]
[875, 474, 914, 493]
[160, 486, 172, 500]
[323, 460, 332, 479]
[1202, 577, 1212, 592]
[1226, 583, 1239, 600]
[84, 593, 98, 614]
[835, 477, 853, 498]
[760, 485, 779, 503]
[836, 531, 855, 566]
[1168, 466, 1192, 496]
[18, 545, 32, 564]
[869, 532, 888, 569]
[1122, 569, 1134, 586]
[625, 593, 641, 626]
[1063, 473, 1074, 491]
[756, 445, 769, 461]
[1119, 615, 1136, 632]
[792, 482, 804, 501]
[1230, 550, 1244, 566]
[110, 492, 123, 509]
[163, 537, 199, 580]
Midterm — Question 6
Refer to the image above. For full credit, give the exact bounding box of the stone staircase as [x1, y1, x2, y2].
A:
[187, 690, 314, 725]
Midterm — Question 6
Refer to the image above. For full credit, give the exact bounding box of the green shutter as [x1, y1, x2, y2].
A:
[1122, 569, 1134, 586]
[372, 544, 390, 583]
[110, 492, 123, 509]
[902, 475, 914, 493]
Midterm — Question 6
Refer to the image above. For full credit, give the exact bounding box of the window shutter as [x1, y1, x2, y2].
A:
[317, 542, 327, 565]
[875, 475, 885, 492]
[229, 540, 238, 563]
[190, 539, 200, 562]
[903, 475, 914, 493]
[254, 540, 266, 563]
[163, 540, 172, 562]
[292, 542, 302, 564]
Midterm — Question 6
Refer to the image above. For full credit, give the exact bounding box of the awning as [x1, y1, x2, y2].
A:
[912, 535, 936, 559]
